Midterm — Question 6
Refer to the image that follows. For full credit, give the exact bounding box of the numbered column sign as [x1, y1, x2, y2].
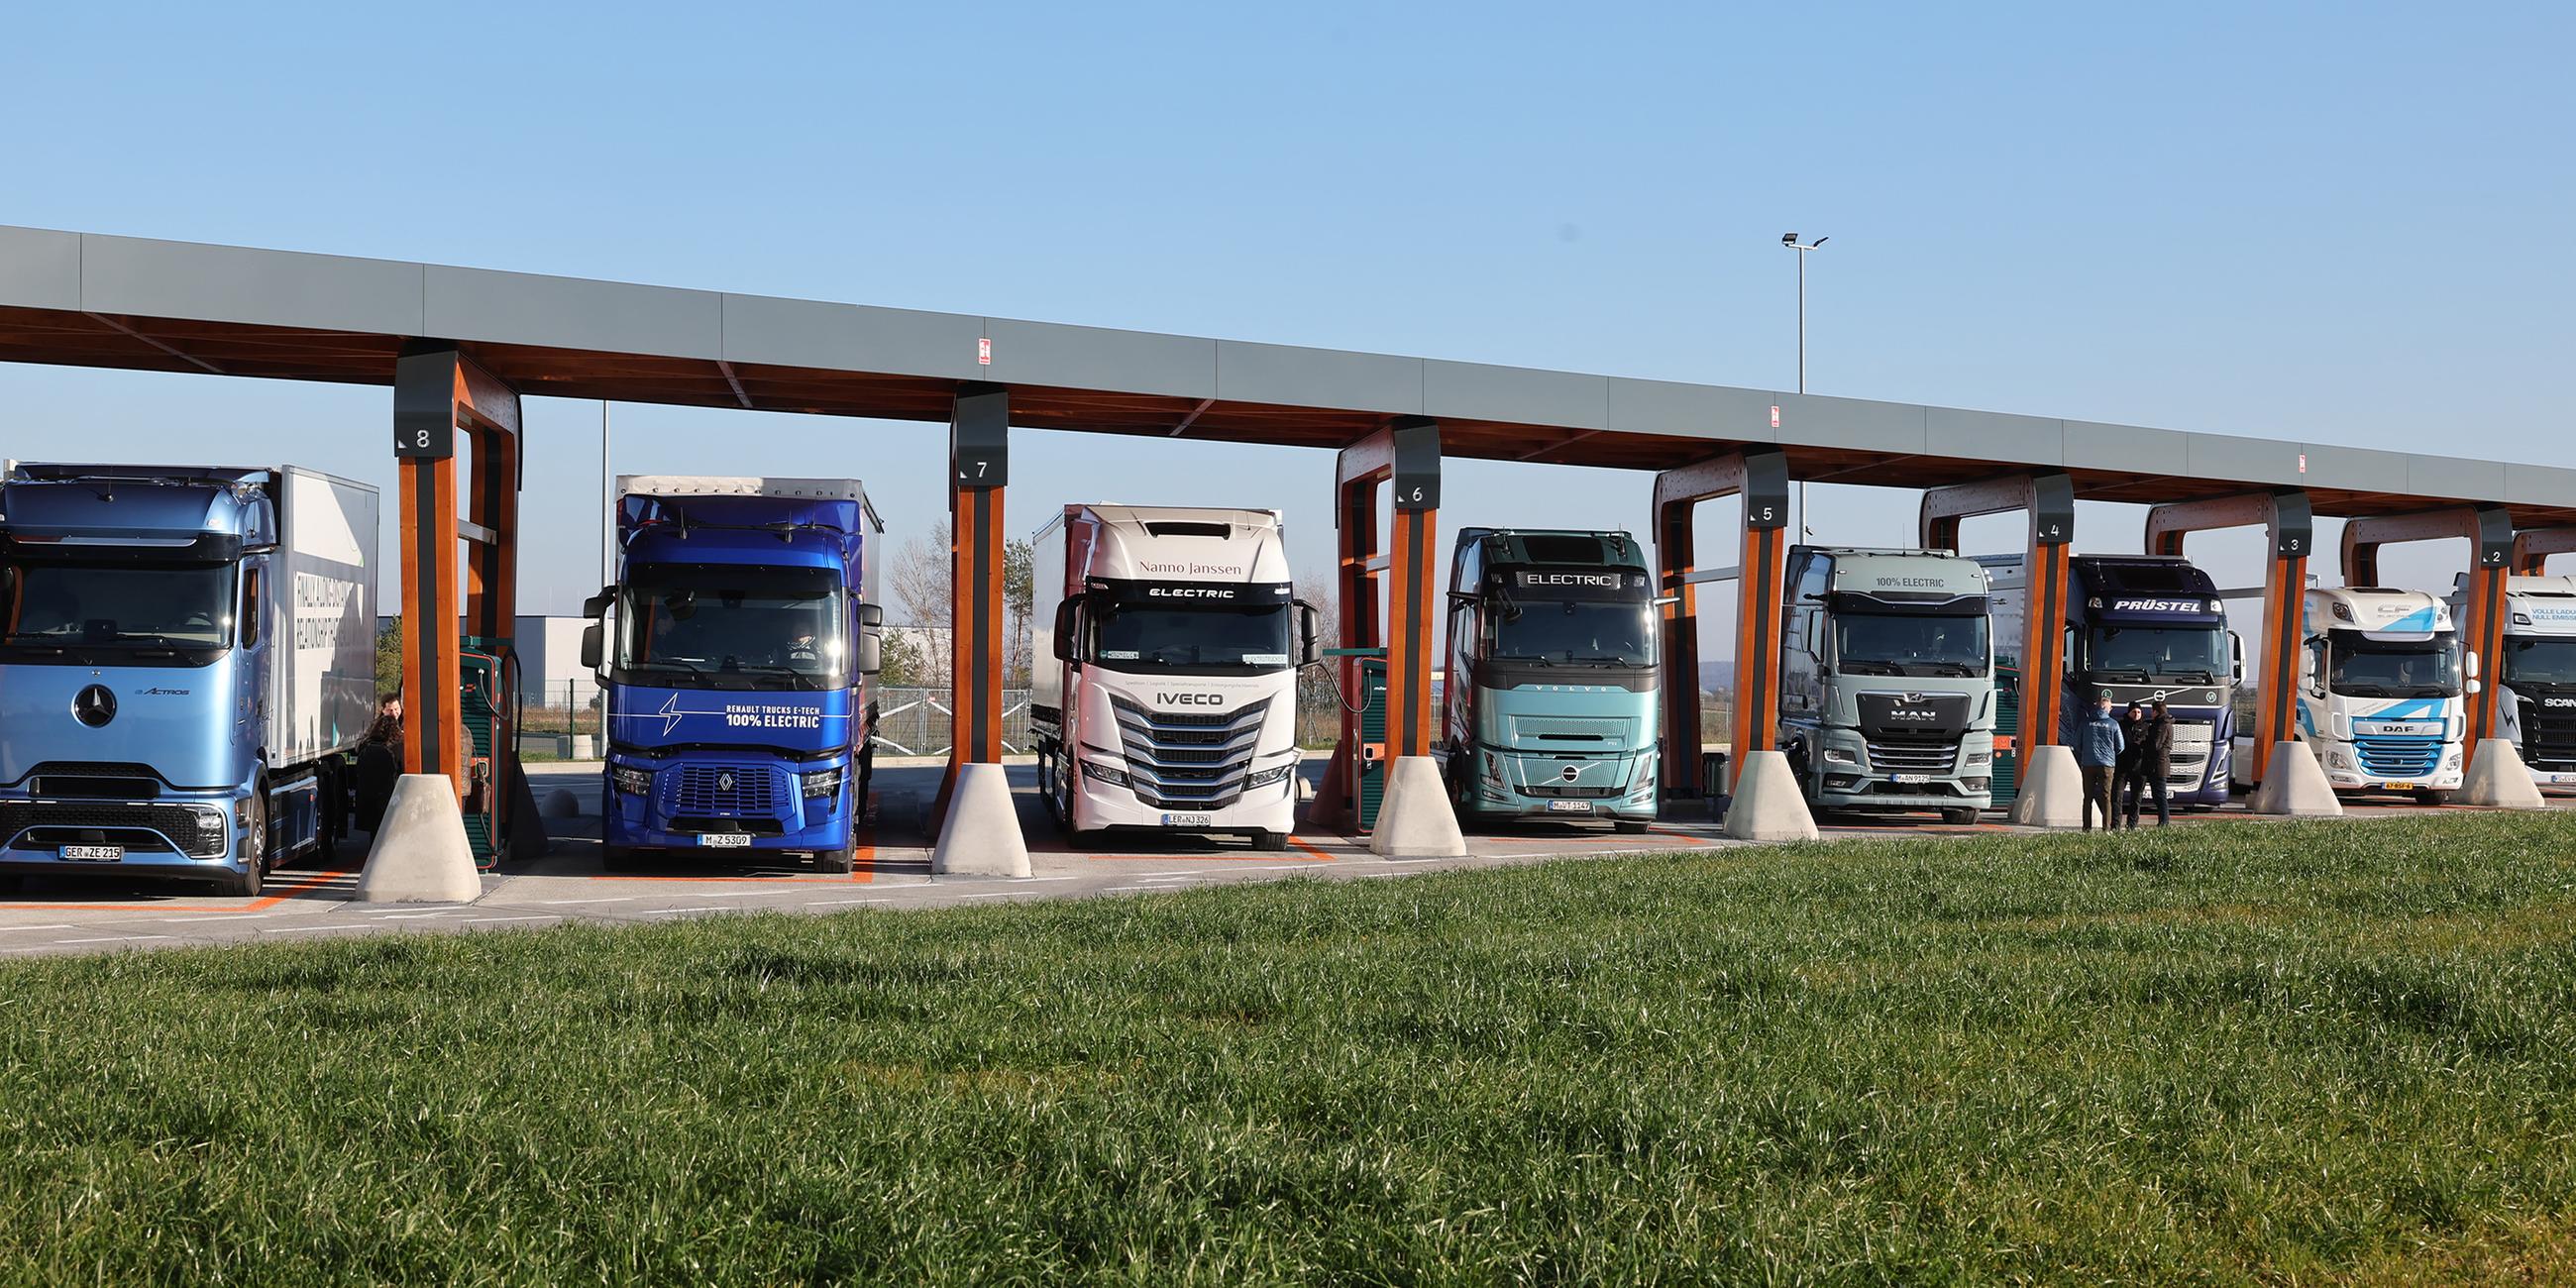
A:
[392, 348, 460, 460]
[951, 385, 1010, 489]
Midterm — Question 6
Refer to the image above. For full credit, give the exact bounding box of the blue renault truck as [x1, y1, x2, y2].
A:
[1982, 552, 2239, 807]
[0, 463, 378, 895]
[582, 477, 884, 872]
[1439, 528, 1661, 832]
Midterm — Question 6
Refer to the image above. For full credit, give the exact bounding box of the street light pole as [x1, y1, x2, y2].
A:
[1780, 233, 1828, 540]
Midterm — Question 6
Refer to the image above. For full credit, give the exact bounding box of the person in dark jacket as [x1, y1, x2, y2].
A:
[2122, 698, 2176, 828]
[2073, 691, 2124, 831]
[2114, 700, 2149, 827]
[355, 693, 403, 833]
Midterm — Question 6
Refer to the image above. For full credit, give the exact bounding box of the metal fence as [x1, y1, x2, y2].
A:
[870, 688, 1034, 757]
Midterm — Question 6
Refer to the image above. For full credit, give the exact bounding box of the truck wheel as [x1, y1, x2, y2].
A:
[599, 844, 646, 872]
[1941, 807, 1980, 825]
[814, 848, 854, 874]
[1037, 750, 1064, 826]
[215, 785, 267, 898]
[2415, 789, 2447, 806]
[1249, 830, 1289, 852]
[1612, 819, 1650, 835]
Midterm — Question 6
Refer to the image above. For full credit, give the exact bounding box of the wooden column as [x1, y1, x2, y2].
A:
[942, 384, 1011, 804]
[1921, 471, 2075, 752]
[2343, 505, 2515, 748]
[1651, 445, 1789, 794]
[2146, 489, 2311, 785]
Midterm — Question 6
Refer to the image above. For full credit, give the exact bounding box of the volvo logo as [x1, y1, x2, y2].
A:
[72, 685, 117, 728]
[1560, 764, 1581, 783]
[715, 771, 736, 793]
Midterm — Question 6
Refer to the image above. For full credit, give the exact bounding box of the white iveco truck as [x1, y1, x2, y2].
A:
[1029, 505, 1319, 849]
[2256, 586, 2470, 801]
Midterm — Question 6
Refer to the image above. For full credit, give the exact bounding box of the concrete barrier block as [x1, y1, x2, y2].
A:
[931, 762, 1031, 877]
[543, 788, 583, 819]
[1369, 755, 1466, 858]
[2007, 744, 2085, 828]
[2460, 737, 2547, 808]
[2249, 740, 2344, 816]
[353, 774, 484, 904]
[1719, 750, 1818, 842]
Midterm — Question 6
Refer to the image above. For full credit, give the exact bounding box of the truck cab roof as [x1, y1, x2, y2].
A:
[0, 463, 280, 548]
[2309, 586, 2451, 640]
[2453, 572, 2576, 638]
[1797, 546, 1990, 601]
[1044, 505, 1289, 586]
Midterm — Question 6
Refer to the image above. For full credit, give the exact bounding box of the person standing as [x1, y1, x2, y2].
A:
[2124, 699, 2176, 828]
[355, 692, 403, 833]
[2074, 690, 2124, 832]
[2115, 700, 2149, 829]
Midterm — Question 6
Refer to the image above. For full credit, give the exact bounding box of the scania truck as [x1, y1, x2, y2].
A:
[583, 477, 884, 871]
[2264, 586, 2468, 801]
[1029, 504, 1317, 849]
[0, 463, 377, 895]
[1776, 546, 1995, 822]
[1982, 553, 2240, 808]
[2454, 573, 2576, 791]
[1438, 527, 1660, 831]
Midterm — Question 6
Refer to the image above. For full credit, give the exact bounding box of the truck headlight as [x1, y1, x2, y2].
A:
[800, 767, 845, 800]
[1966, 749, 1992, 766]
[1085, 761, 1129, 788]
[1244, 764, 1295, 790]
[1822, 747, 1857, 765]
[610, 765, 653, 796]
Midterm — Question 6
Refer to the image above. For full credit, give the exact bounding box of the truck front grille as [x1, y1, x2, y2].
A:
[17, 762, 168, 798]
[2167, 721, 2214, 787]
[0, 802, 224, 858]
[1110, 696, 1270, 810]
[2354, 736, 2443, 779]
[1864, 734, 1960, 776]
[661, 764, 792, 825]
[2517, 698, 2576, 770]
[1505, 714, 1635, 745]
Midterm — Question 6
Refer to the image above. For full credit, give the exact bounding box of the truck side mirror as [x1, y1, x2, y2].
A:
[2468, 677, 2484, 697]
[580, 623, 603, 671]
[582, 586, 615, 618]
[2465, 649, 2482, 681]
[2229, 630, 2245, 682]
[1294, 598, 1322, 667]
[854, 632, 882, 676]
[1052, 597, 1081, 662]
[858, 603, 884, 629]
[1447, 590, 1478, 606]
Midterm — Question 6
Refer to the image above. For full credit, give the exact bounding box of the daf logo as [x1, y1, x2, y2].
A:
[716, 771, 737, 793]
[72, 685, 117, 728]
[1157, 693, 1224, 705]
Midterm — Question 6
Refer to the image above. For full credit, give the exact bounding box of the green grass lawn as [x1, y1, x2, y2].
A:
[6, 816, 2576, 1283]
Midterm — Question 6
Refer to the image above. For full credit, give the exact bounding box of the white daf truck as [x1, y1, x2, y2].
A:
[2251, 586, 2470, 801]
[2452, 573, 2576, 792]
[1028, 505, 1319, 849]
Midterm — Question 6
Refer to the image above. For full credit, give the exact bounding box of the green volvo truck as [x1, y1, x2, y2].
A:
[1439, 528, 1661, 831]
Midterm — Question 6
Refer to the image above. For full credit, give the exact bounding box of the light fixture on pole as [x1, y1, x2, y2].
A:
[1780, 232, 1828, 538]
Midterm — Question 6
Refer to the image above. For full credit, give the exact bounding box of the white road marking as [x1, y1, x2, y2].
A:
[460, 915, 558, 925]
[1010, 875, 1078, 883]
[1135, 870, 1206, 877]
[536, 896, 640, 906]
[803, 898, 891, 907]
[161, 913, 270, 922]
[641, 907, 726, 915]
[958, 891, 1036, 900]
[54, 934, 171, 945]
[262, 923, 376, 934]
[374, 911, 464, 919]
[1, 923, 77, 932]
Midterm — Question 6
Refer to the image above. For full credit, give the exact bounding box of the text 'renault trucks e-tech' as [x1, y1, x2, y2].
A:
[1777, 546, 1996, 823]
[583, 477, 885, 872]
[1029, 505, 1319, 850]
[2254, 586, 2470, 801]
[2463, 573, 2576, 792]
[0, 463, 377, 895]
[1982, 553, 2242, 809]
[1439, 528, 1661, 831]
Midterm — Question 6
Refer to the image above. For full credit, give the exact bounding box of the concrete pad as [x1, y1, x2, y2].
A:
[2008, 745, 2084, 828]
[1370, 756, 1467, 858]
[2249, 741, 2344, 816]
[1719, 750, 1818, 842]
[353, 775, 483, 904]
[2460, 738, 2547, 808]
[931, 762, 1031, 877]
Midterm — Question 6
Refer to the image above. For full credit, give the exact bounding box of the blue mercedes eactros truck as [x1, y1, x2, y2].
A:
[0, 463, 378, 895]
[583, 477, 885, 872]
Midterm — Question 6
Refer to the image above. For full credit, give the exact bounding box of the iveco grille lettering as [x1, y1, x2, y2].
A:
[1158, 693, 1225, 705]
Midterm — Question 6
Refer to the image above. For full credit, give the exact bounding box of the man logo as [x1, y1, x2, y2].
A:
[72, 685, 117, 728]
[1905, 693, 1926, 703]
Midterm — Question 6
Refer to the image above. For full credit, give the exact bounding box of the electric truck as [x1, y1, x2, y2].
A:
[1982, 553, 2240, 808]
[583, 477, 884, 871]
[1029, 504, 1318, 849]
[2454, 572, 2576, 791]
[0, 463, 377, 895]
[2261, 586, 2467, 801]
[1438, 527, 1660, 831]
[1776, 546, 1995, 822]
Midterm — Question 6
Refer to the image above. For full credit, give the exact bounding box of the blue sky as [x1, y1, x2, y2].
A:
[2, 1, 2570, 643]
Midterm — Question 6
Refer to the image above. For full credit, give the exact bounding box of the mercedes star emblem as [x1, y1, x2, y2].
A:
[72, 685, 117, 728]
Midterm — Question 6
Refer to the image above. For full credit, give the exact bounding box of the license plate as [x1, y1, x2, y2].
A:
[699, 832, 753, 848]
[1160, 813, 1213, 827]
[1891, 774, 1930, 786]
[57, 843, 123, 862]
[2381, 781, 2415, 792]
[1546, 800, 1593, 813]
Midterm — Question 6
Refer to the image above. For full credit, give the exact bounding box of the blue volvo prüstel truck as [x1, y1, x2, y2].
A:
[583, 477, 884, 872]
[1439, 528, 1661, 832]
[0, 463, 378, 895]
[1983, 553, 2240, 807]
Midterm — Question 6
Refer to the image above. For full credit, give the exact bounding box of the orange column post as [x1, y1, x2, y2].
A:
[1651, 445, 1788, 796]
[2145, 489, 2311, 787]
[941, 384, 1011, 807]
[1921, 471, 2075, 753]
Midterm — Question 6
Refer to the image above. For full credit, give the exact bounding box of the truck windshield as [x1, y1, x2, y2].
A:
[1092, 602, 1293, 671]
[2504, 637, 2576, 687]
[2087, 624, 2226, 682]
[1488, 598, 1655, 666]
[2328, 636, 2459, 698]
[617, 564, 845, 691]
[0, 559, 236, 659]
[1835, 612, 1987, 677]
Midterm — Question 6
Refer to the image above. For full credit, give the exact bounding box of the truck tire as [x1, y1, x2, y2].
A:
[2415, 789, 2447, 806]
[215, 783, 268, 898]
[599, 844, 646, 873]
[815, 848, 854, 874]
[1613, 819, 1650, 834]
[1941, 807, 1980, 825]
[1249, 830, 1289, 852]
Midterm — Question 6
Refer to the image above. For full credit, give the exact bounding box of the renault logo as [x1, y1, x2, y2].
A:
[73, 685, 117, 728]
[716, 771, 737, 793]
